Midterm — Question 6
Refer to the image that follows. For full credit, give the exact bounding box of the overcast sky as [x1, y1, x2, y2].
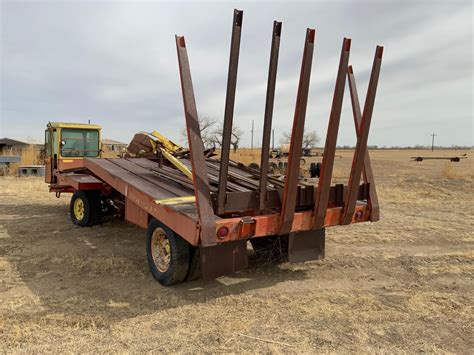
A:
[1, 0, 472, 147]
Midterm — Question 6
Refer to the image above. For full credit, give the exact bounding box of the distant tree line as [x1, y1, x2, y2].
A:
[180, 117, 471, 151]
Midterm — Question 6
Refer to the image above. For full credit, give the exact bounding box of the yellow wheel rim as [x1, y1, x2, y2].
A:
[151, 228, 171, 273]
[73, 197, 85, 221]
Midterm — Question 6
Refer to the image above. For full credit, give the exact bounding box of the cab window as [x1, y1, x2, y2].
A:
[45, 130, 51, 156]
[61, 129, 99, 157]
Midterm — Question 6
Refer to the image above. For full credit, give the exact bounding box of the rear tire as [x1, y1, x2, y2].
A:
[146, 219, 191, 286]
[185, 246, 201, 281]
[70, 190, 101, 227]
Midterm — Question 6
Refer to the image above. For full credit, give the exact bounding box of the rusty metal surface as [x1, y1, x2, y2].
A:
[112, 158, 191, 197]
[259, 21, 282, 212]
[199, 239, 248, 280]
[279, 28, 315, 235]
[218, 9, 244, 215]
[79, 10, 382, 255]
[125, 197, 149, 229]
[313, 38, 351, 229]
[175, 35, 216, 247]
[218, 202, 370, 244]
[288, 228, 325, 263]
[347, 65, 380, 222]
[83, 155, 371, 250]
[341, 46, 383, 225]
[62, 173, 103, 190]
[84, 157, 201, 245]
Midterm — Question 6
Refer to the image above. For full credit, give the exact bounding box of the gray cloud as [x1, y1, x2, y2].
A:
[1, 0, 472, 147]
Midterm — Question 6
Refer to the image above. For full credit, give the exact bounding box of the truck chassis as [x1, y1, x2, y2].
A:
[48, 9, 383, 285]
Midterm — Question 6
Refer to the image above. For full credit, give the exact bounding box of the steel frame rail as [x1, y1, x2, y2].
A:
[341, 46, 383, 224]
[173, 9, 382, 246]
[279, 28, 315, 234]
[175, 35, 216, 247]
[259, 21, 282, 212]
[312, 38, 351, 229]
[346, 64, 380, 222]
[217, 9, 243, 215]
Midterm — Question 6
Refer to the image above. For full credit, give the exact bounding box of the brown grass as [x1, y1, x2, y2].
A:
[441, 162, 473, 181]
[0, 149, 473, 352]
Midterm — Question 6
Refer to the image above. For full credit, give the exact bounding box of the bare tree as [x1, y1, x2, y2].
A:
[302, 130, 320, 149]
[180, 116, 216, 148]
[212, 124, 243, 152]
[279, 130, 320, 149]
[279, 131, 292, 145]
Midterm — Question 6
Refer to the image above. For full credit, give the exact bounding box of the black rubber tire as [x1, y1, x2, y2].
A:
[250, 235, 289, 262]
[309, 162, 321, 178]
[185, 246, 201, 281]
[70, 190, 101, 227]
[248, 163, 260, 170]
[146, 219, 191, 286]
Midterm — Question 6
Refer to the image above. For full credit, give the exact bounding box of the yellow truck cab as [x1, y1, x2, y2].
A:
[44, 122, 102, 184]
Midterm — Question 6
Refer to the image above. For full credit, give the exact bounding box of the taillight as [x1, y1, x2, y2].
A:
[217, 226, 229, 239]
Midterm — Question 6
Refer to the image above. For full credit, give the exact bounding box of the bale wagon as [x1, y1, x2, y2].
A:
[44, 9, 383, 285]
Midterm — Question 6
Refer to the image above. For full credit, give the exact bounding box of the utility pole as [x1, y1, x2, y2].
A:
[272, 129, 275, 150]
[251, 120, 254, 151]
[431, 133, 437, 152]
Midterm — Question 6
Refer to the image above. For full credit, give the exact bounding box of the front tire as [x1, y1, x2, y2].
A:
[70, 190, 101, 227]
[146, 219, 191, 286]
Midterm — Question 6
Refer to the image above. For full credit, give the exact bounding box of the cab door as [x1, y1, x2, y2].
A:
[44, 129, 52, 183]
[44, 129, 57, 183]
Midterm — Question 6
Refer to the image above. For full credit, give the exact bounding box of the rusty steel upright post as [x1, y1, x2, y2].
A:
[175, 35, 216, 247]
[259, 21, 282, 212]
[312, 37, 351, 229]
[341, 46, 383, 225]
[217, 9, 243, 214]
[279, 28, 315, 234]
[346, 65, 380, 222]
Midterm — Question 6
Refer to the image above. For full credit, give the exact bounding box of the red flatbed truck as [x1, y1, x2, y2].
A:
[44, 9, 383, 285]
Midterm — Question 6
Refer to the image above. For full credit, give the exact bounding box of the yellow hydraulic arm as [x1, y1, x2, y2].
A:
[145, 131, 193, 179]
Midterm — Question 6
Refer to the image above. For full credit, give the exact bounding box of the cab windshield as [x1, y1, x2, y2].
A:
[61, 129, 99, 157]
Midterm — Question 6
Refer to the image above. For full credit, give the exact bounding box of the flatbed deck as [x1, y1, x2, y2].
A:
[82, 157, 373, 248]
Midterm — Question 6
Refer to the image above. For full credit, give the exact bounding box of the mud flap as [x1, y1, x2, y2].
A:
[199, 240, 248, 280]
[288, 228, 325, 263]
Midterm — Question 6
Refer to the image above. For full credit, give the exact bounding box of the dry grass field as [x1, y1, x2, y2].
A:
[0, 149, 472, 352]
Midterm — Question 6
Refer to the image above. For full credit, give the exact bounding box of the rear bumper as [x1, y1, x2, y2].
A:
[214, 203, 370, 244]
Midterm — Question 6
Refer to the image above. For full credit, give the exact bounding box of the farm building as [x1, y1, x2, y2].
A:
[0, 137, 28, 154]
[0, 137, 44, 164]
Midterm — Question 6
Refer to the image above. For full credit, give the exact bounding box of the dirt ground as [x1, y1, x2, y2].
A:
[1, 150, 472, 352]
